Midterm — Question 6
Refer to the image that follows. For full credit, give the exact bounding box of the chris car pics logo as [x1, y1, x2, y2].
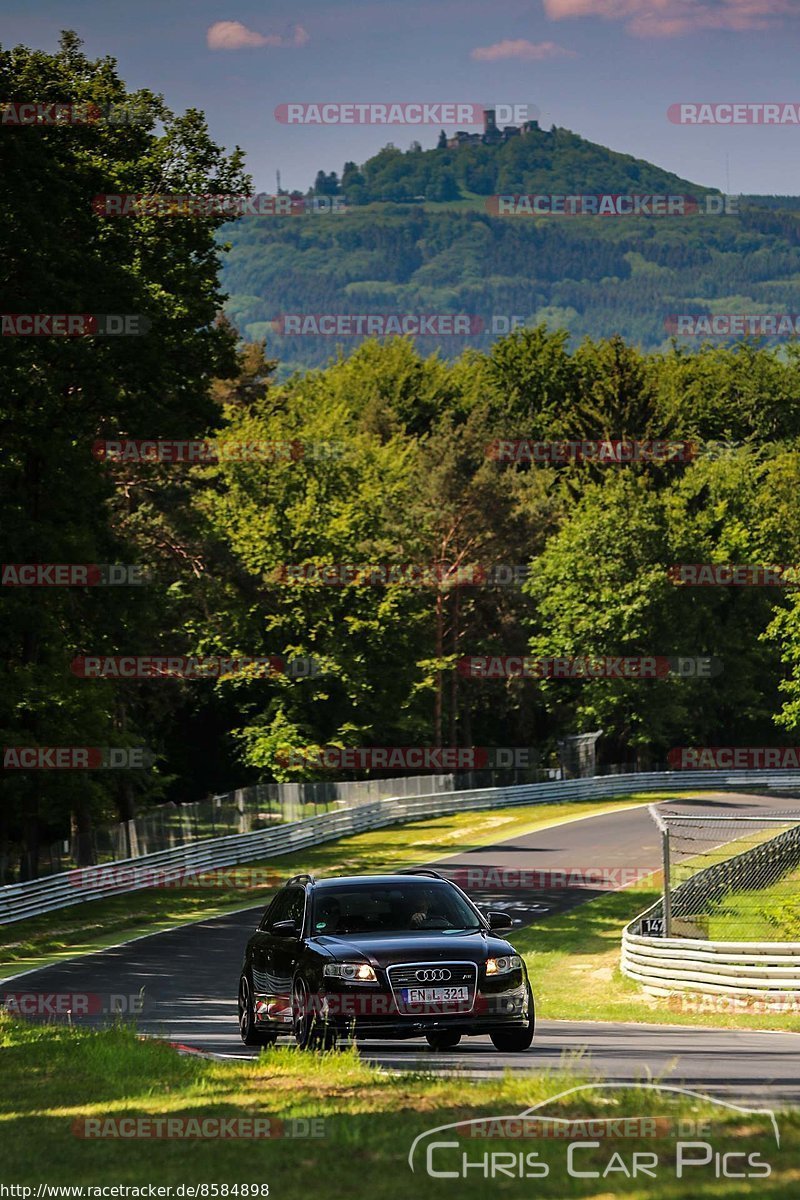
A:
[409, 1083, 778, 1181]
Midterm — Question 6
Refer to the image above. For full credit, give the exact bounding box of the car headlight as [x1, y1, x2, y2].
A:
[323, 962, 378, 983]
[485, 955, 522, 976]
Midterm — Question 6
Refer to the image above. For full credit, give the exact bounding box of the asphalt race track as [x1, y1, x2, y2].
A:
[4, 792, 800, 1104]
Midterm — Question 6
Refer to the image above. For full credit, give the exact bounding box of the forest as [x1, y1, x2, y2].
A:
[4, 35, 800, 877]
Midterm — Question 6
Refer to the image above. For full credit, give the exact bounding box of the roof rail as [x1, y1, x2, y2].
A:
[286, 873, 316, 886]
[395, 867, 445, 880]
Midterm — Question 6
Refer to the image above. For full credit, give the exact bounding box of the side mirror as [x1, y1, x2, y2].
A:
[486, 910, 513, 930]
[271, 919, 299, 938]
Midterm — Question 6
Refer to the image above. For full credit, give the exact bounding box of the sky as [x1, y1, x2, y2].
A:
[3, 0, 800, 195]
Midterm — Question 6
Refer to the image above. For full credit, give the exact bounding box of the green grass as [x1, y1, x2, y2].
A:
[0, 1015, 797, 1197]
[665, 821, 800, 942]
[705, 861, 800, 941]
[0, 797, 647, 982]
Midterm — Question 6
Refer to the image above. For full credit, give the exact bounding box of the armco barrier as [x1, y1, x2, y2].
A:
[2, 768, 799, 925]
[622, 910, 800, 998]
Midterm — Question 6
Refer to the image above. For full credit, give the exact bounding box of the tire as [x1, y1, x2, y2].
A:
[489, 986, 535, 1053]
[426, 1031, 462, 1051]
[238, 975, 277, 1048]
[292, 977, 337, 1051]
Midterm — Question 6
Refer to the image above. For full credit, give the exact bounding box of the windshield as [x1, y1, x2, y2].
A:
[311, 881, 482, 935]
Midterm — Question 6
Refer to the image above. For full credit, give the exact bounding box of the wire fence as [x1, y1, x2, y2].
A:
[647, 809, 800, 940]
[4, 765, 578, 885]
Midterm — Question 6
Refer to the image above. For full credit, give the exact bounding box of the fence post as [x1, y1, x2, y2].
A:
[127, 819, 140, 859]
[662, 827, 672, 938]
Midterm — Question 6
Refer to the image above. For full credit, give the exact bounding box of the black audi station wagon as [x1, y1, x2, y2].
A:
[238, 869, 535, 1051]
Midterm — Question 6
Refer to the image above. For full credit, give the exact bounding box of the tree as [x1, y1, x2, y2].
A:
[0, 32, 247, 875]
[314, 170, 340, 196]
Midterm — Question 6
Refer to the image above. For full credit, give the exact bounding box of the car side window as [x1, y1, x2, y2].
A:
[264, 887, 305, 933]
[259, 895, 281, 930]
[283, 887, 305, 931]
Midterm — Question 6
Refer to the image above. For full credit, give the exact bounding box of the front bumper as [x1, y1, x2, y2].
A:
[306, 978, 532, 1039]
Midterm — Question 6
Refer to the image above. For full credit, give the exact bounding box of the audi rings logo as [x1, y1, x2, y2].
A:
[415, 968, 451, 982]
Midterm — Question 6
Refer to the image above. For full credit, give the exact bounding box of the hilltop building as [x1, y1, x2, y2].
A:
[444, 108, 541, 149]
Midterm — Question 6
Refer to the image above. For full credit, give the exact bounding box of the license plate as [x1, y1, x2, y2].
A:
[401, 986, 469, 1003]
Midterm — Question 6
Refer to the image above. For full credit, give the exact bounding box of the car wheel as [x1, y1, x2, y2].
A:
[238, 975, 277, 1047]
[489, 986, 535, 1053]
[292, 976, 337, 1051]
[425, 1031, 461, 1051]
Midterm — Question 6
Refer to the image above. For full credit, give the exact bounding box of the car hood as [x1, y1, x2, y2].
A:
[310, 929, 513, 966]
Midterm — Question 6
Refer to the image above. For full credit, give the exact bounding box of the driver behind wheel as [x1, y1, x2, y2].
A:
[409, 893, 433, 928]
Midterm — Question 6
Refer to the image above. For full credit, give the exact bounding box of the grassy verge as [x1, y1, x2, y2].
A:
[665, 820, 800, 941]
[0, 1015, 796, 1197]
[705, 861, 800, 940]
[515, 877, 800, 1032]
[0, 797, 648, 981]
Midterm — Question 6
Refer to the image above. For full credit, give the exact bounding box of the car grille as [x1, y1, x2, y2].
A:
[386, 961, 478, 1016]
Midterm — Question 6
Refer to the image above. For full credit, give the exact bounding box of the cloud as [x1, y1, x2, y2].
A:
[471, 38, 577, 60]
[207, 21, 310, 50]
[542, 0, 793, 37]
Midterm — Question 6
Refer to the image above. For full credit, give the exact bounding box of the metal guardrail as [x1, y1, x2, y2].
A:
[622, 912, 800, 997]
[3, 767, 799, 926]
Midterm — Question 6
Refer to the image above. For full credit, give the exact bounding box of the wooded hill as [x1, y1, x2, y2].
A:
[220, 129, 800, 372]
